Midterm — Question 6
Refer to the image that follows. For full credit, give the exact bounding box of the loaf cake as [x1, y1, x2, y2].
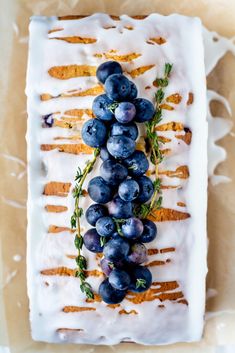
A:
[26, 13, 208, 345]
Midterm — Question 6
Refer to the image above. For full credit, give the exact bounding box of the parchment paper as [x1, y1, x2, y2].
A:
[0, 1, 235, 352]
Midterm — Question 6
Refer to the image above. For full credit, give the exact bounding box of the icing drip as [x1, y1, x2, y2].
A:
[206, 90, 233, 185]
[202, 27, 234, 185]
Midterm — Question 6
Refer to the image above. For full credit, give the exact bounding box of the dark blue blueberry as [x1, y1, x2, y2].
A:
[88, 176, 112, 204]
[110, 122, 138, 141]
[115, 102, 136, 124]
[92, 94, 115, 122]
[100, 257, 125, 276]
[42, 114, 54, 127]
[81, 118, 107, 147]
[108, 196, 133, 219]
[134, 98, 155, 123]
[100, 159, 128, 186]
[107, 135, 135, 159]
[109, 269, 131, 290]
[127, 243, 147, 264]
[99, 278, 126, 304]
[135, 176, 154, 203]
[100, 146, 113, 161]
[127, 81, 138, 100]
[121, 217, 143, 239]
[129, 266, 152, 292]
[96, 61, 123, 84]
[123, 151, 149, 177]
[118, 179, 139, 202]
[103, 237, 130, 261]
[139, 220, 157, 243]
[96, 216, 116, 237]
[105, 74, 131, 101]
[100, 258, 114, 276]
[83, 228, 104, 253]
[85, 203, 108, 226]
[112, 232, 122, 240]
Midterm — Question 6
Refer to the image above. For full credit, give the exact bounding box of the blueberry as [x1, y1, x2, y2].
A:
[100, 258, 114, 276]
[123, 151, 149, 177]
[100, 257, 125, 276]
[81, 118, 107, 147]
[96, 61, 123, 84]
[92, 94, 115, 122]
[139, 220, 157, 243]
[115, 102, 136, 124]
[83, 228, 104, 253]
[128, 243, 147, 264]
[100, 159, 128, 186]
[100, 146, 112, 161]
[129, 266, 152, 292]
[135, 176, 154, 203]
[99, 278, 126, 304]
[96, 216, 116, 237]
[42, 114, 54, 127]
[105, 74, 131, 101]
[134, 98, 155, 123]
[127, 81, 138, 100]
[108, 196, 133, 219]
[110, 122, 138, 140]
[109, 269, 131, 290]
[85, 204, 108, 226]
[121, 217, 143, 239]
[112, 232, 122, 240]
[107, 135, 135, 159]
[103, 237, 130, 261]
[88, 176, 112, 204]
[118, 179, 139, 202]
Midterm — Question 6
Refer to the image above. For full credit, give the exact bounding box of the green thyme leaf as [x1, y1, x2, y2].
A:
[113, 218, 125, 236]
[76, 255, 87, 270]
[74, 234, 83, 250]
[155, 88, 164, 103]
[80, 282, 94, 299]
[77, 270, 86, 281]
[136, 278, 146, 289]
[94, 148, 101, 157]
[128, 164, 138, 171]
[153, 196, 163, 210]
[153, 178, 161, 193]
[100, 236, 107, 247]
[108, 261, 115, 269]
[164, 63, 173, 77]
[133, 204, 151, 219]
[75, 167, 83, 182]
[70, 214, 77, 229]
[108, 102, 119, 113]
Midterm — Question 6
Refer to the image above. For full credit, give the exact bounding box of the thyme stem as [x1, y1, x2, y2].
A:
[71, 148, 100, 299]
[134, 63, 173, 219]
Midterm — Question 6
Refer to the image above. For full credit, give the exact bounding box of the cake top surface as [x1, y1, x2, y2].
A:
[26, 13, 207, 345]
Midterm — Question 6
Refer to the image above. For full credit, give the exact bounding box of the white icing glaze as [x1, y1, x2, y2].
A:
[202, 28, 234, 184]
[26, 13, 208, 345]
[206, 90, 233, 185]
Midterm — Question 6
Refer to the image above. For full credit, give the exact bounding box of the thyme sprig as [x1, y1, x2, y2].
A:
[71, 148, 100, 299]
[136, 278, 147, 289]
[108, 102, 119, 113]
[112, 218, 126, 236]
[134, 63, 173, 219]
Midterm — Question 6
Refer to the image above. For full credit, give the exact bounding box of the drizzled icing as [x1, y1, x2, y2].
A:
[26, 13, 208, 345]
[202, 27, 234, 184]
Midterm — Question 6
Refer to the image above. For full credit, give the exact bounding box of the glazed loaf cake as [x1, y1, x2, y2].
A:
[26, 13, 208, 345]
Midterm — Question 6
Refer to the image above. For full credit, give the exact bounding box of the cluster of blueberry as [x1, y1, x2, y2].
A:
[81, 61, 158, 304]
